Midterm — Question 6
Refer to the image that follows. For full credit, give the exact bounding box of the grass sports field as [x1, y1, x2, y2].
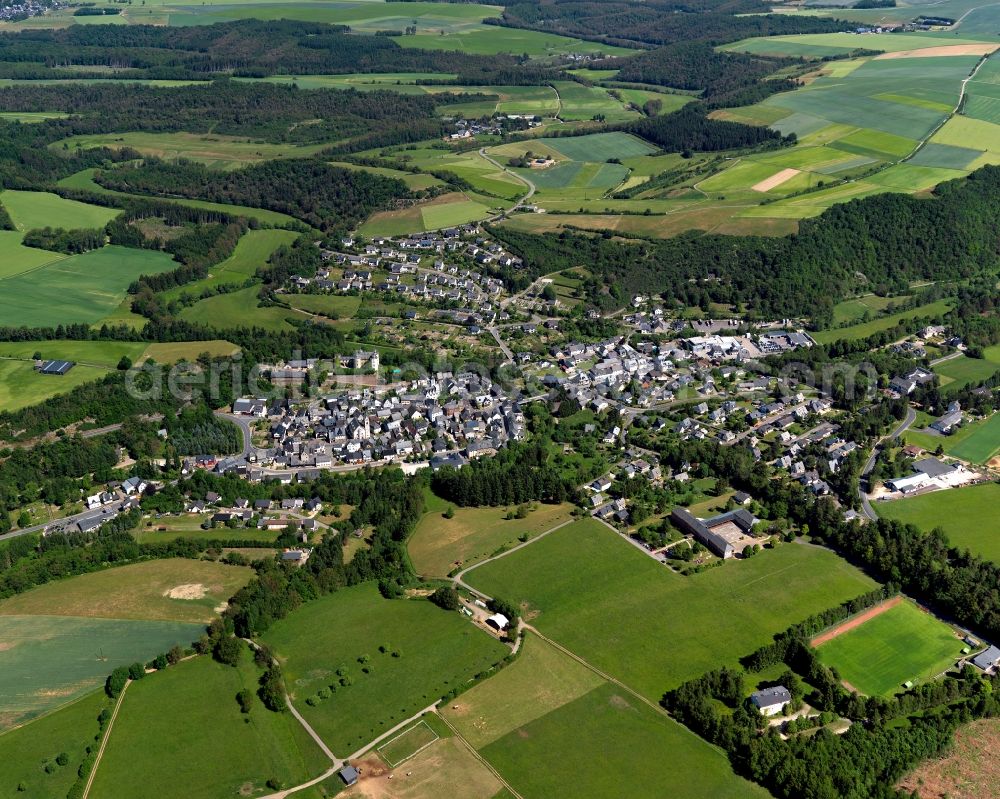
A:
[876, 483, 1000, 564]
[443, 634, 768, 799]
[89, 655, 328, 799]
[0, 689, 108, 798]
[262, 583, 507, 754]
[0, 559, 252, 624]
[465, 519, 876, 698]
[815, 600, 960, 696]
[0, 615, 203, 728]
[408, 502, 574, 578]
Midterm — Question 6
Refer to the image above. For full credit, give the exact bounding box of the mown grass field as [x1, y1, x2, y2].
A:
[90, 655, 328, 799]
[158, 228, 299, 303]
[0, 559, 252, 624]
[0, 615, 203, 728]
[0, 689, 108, 798]
[934, 347, 1000, 392]
[139, 339, 240, 363]
[812, 299, 953, 344]
[876, 483, 1000, 564]
[179, 284, 312, 331]
[444, 634, 768, 799]
[0, 245, 177, 328]
[465, 519, 877, 698]
[262, 583, 508, 754]
[905, 412, 1000, 463]
[1, 188, 119, 231]
[816, 600, 960, 696]
[408, 502, 574, 578]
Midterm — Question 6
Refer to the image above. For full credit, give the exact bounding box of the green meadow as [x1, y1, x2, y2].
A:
[0, 690, 109, 797]
[0, 615, 203, 728]
[444, 634, 768, 799]
[0, 246, 177, 328]
[876, 483, 1000, 564]
[262, 583, 507, 754]
[157, 228, 299, 303]
[89, 656, 328, 799]
[465, 519, 877, 699]
[178, 285, 312, 332]
[812, 299, 953, 344]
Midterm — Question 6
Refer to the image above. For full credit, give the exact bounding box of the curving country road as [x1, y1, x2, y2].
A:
[858, 405, 917, 521]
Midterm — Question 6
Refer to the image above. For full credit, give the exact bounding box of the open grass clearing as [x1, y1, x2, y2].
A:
[178, 284, 312, 332]
[1, 188, 119, 231]
[90, 655, 328, 799]
[139, 339, 240, 363]
[377, 719, 440, 767]
[831, 293, 912, 325]
[409, 502, 574, 578]
[262, 583, 508, 754]
[284, 293, 363, 319]
[56, 131, 331, 168]
[0, 615, 203, 728]
[0, 559, 252, 624]
[541, 131, 656, 162]
[815, 599, 960, 696]
[934, 348, 1000, 393]
[465, 519, 877, 698]
[875, 483, 1000, 564]
[811, 299, 953, 344]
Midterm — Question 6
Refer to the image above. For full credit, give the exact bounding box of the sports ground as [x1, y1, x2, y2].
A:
[814, 599, 961, 696]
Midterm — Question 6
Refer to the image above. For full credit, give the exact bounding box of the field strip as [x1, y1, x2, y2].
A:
[752, 168, 800, 192]
[810, 595, 903, 648]
[81, 679, 130, 799]
[875, 44, 1000, 60]
[438, 711, 525, 799]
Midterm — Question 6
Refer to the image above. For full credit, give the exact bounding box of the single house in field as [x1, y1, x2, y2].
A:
[751, 686, 792, 716]
[971, 645, 1000, 672]
[37, 359, 75, 376]
[486, 613, 510, 632]
[339, 765, 359, 786]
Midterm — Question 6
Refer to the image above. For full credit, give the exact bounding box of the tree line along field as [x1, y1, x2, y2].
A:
[814, 599, 962, 697]
[810, 299, 955, 344]
[442, 633, 768, 799]
[465, 518, 878, 699]
[261, 582, 508, 755]
[876, 483, 1000, 565]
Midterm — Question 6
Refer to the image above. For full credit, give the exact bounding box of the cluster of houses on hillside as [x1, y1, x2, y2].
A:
[230, 373, 524, 472]
[286, 231, 518, 310]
